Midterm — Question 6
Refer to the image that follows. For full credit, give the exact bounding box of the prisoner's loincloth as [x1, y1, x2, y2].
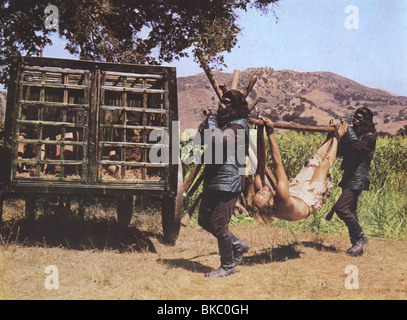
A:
[288, 153, 333, 215]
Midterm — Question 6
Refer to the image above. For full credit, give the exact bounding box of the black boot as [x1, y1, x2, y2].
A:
[230, 233, 250, 267]
[347, 232, 369, 257]
[205, 236, 236, 278]
[345, 218, 368, 256]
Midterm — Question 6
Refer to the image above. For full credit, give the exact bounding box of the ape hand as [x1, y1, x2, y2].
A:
[259, 116, 274, 134]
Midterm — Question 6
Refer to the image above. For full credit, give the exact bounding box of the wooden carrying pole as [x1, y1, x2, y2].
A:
[183, 57, 337, 227]
[247, 118, 336, 133]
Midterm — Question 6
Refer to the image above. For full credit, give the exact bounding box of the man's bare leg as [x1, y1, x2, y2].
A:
[313, 119, 336, 158]
[310, 137, 338, 183]
[310, 121, 346, 183]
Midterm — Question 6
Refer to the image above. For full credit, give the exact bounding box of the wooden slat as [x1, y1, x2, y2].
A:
[24, 65, 91, 75]
[100, 105, 167, 114]
[35, 71, 46, 177]
[58, 73, 69, 178]
[99, 141, 167, 148]
[99, 160, 168, 168]
[15, 159, 83, 165]
[19, 100, 89, 109]
[16, 138, 85, 146]
[14, 176, 82, 182]
[103, 71, 163, 79]
[21, 81, 87, 90]
[96, 179, 166, 187]
[119, 77, 127, 179]
[100, 123, 167, 131]
[17, 119, 77, 127]
[101, 85, 165, 94]
[12, 179, 166, 189]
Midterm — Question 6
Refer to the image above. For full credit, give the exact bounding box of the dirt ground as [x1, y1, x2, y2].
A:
[1, 208, 406, 301]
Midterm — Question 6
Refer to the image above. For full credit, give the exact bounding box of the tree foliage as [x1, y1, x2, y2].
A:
[0, 0, 278, 86]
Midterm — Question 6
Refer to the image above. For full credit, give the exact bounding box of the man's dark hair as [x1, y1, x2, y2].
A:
[354, 107, 376, 135]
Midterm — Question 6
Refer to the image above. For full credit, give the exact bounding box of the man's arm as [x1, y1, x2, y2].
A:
[198, 112, 237, 142]
[254, 125, 266, 191]
[348, 134, 376, 155]
[262, 118, 290, 201]
[196, 112, 217, 145]
[338, 127, 375, 157]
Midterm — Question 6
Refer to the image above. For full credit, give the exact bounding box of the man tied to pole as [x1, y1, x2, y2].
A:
[196, 89, 251, 278]
[252, 117, 348, 222]
[329, 107, 376, 256]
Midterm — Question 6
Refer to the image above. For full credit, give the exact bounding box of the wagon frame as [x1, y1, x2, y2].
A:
[0, 56, 183, 245]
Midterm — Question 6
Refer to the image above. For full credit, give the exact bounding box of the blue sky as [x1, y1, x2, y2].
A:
[16, 0, 407, 96]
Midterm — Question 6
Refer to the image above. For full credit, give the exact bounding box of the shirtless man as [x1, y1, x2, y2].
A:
[106, 122, 142, 176]
[252, 116, 347, 223]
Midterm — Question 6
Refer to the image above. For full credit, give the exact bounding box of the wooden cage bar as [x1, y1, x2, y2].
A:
[12, 65, 90, 181]
[98, 70, 170, 182]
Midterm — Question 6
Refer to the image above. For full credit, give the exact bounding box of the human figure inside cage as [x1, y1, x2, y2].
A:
[16, 128, 40, 176]
[43, 128, 83, 177]
[105, 121, 143, 178]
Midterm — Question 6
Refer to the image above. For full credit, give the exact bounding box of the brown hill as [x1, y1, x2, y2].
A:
[177, 68, 407, 135]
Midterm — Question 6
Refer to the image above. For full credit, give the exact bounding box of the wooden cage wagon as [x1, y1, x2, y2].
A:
[0, 56, 183, 245]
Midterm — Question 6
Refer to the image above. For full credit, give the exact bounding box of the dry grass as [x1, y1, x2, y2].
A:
[1, 199, 407, 300]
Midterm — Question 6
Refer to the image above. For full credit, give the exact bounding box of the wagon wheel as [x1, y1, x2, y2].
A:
[161, 161, 184, 245]
[116, 194, 133, 227]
